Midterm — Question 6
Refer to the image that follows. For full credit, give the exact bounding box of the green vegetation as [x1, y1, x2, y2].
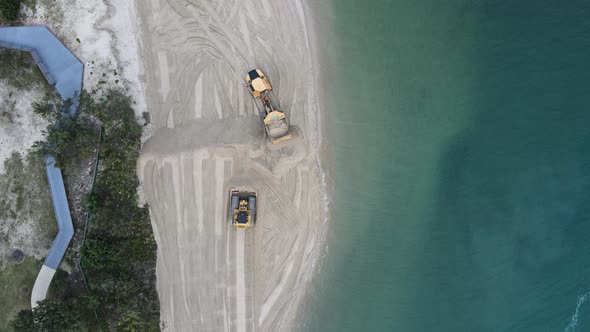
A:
[0, 257, 41, 332]
[34, 94, 100, 171]
[10, 91, 159, 331]
[83, 91, 159, 331]
[0, 49, 52, 92]
[0, 0, 21, 23]
[11, 296, 100, 332]
[21, 0, 34, 10]
[11, 293, 101, 332]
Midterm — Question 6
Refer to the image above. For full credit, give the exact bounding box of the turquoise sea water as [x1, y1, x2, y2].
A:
[305, 1, 590, 331]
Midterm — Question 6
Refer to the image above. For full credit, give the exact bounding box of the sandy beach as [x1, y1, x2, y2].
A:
[135, 0, 328, 330]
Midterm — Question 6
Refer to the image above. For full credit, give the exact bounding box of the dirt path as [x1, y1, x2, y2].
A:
[136, 0, 327, 330]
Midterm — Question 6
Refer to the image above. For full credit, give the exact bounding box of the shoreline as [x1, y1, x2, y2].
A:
[291, 0, 335, 326]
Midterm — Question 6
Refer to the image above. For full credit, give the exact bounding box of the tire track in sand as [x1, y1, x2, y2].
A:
[136, 0, 327, 330]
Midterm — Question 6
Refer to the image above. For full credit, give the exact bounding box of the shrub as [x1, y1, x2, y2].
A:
[12, 90, 159, 330]
[0, 0, 21, 22]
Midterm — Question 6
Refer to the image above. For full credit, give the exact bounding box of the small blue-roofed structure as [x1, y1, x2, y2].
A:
[0, 25, 84, 308]
[43, 156, 75, 270]
[0, 26, 83, 114]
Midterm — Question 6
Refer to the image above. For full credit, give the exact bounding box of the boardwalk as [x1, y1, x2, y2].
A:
[0, 26, 82, 309]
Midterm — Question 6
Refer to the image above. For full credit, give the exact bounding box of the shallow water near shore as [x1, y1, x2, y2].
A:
[304, 1, 590, 331]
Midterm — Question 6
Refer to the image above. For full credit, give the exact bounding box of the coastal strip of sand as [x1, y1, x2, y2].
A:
[134, 0, 329, 330]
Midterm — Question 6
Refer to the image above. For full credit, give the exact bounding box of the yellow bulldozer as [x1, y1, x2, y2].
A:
[229, 190, 257, 228]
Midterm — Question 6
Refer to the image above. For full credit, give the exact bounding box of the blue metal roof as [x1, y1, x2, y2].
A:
[0, 26, 83, 270]
[43, 156, 75, 270]
[0, 26, 83, 113]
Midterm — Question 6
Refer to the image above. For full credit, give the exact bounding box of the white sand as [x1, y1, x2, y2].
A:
[24, 0, 147, 117]
[0, 82, 47, 174]
[135, 0, 329, 330]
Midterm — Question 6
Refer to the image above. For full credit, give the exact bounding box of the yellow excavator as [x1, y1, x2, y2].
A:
[230, 190, 257, 228]
[246, 69, 292, 144]
[246, 69, 272, 98]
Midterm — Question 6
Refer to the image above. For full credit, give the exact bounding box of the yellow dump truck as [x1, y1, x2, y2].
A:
[246, 69, 292, 144]
[230, 190, 257, 228]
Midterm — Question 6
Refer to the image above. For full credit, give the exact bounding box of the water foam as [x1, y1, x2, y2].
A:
[563, 291, 589, 332]
[310, 154, 331, 275]
[316, 155, 331, 224]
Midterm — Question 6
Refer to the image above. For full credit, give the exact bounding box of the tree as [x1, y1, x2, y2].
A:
[9, 310, 35, 332]
[31, 296, 99, 332]
[0, 0, 21, 22]
[32, 100, 57, 120]
[117, 309, 141, 332]
[18, 90, 160, 330]
[36, 93, 99, 170]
